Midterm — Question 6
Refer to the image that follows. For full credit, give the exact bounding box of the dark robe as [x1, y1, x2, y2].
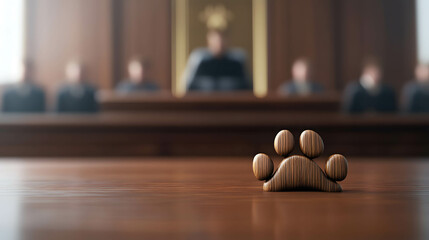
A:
[186, 49, 252, 92]
[2, 83, 46, 113]
[55, 83, 98, 113]
[278, 81, 324, 95]
[116, 80, 159, 93]
[342, 81, 397, 113]
[402, 81, 429, 113]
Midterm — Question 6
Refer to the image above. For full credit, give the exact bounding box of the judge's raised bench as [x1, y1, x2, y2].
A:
[98, 91, 340, 112]
[0, 92, 427, 157]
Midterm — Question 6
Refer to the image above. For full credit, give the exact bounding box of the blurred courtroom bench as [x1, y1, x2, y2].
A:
[98, 91, 341, 112]
[0, 112, 427, 157]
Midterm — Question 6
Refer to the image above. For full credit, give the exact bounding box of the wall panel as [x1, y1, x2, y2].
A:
[336, 0, 416, 90]
[25, 0, 416, 98]
[268, 0, 336, 92]
[114, 0, 171, 89]
[25, 0, 113, 105]
[268, 0, 416, 93]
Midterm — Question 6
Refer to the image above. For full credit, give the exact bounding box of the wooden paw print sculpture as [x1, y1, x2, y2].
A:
[253, 130, 348, 192]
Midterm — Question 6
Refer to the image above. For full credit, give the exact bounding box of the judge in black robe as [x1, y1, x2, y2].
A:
[343, 61, 397, 113]
[55, 62, 98, 113]
[278, 58, 324, 95]
[185, 30, 252, 92]
[116, 58, 159, 94]
[2, 61, 45, 113]
[401, 63, 429, 113]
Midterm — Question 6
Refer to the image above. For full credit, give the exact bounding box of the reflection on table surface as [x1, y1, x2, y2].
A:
[0, 158, 428, 240]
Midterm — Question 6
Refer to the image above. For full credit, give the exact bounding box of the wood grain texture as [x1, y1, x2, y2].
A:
[274, 130, 294, 157]
[255, 130, 346, 192]
[300, 130, 324, 159]
[260, 155, 342, 192]
[325, 154, 348, 181]
[2, 158, 429, 239]
[253, 153, 274, 181]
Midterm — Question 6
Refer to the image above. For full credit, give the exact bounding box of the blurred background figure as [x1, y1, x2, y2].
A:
[343, 59, 397, 113]
[278, 58, 323, 96]
[185, 29, 252, 92]
[401, 63, 429, 113]
[116, 58, 159, 94]
[2, 60, 46, 113]
[55, 61, 98, 113]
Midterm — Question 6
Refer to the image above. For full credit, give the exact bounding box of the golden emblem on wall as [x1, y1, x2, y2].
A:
[199, 5, 234, 31]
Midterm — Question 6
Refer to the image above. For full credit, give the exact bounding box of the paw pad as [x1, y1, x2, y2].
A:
[274, 130, 294, 157]
[299, 130, 324, 159]
[252, 153, 274, 181]
[325, 154, 348, 181]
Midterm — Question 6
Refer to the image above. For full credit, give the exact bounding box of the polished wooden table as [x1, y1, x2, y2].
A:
[1, 157, 428, 239]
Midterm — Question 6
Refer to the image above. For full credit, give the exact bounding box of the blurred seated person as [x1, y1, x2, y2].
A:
[116, 58, 159, 93]
[185, 29, 252, 92]
[401, 63, 429, 113]
[278, 58, 323, 95]
[55, 61, 98, 113]
[2, 60, 45, 113]
[343, 59, 397, 113]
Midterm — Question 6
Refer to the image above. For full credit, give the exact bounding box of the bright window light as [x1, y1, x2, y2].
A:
[417, 0, 429, 63]
[0, 0, 25, 84]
